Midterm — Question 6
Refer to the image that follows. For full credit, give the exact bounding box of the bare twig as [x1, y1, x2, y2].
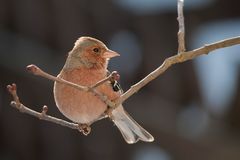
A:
[7, 84, 80, 130]
[177, 0, 186, 53]
[91, 71, 120, 89]
[116, 36, 240, 105]
[26, 64, 116, 108]
[26, 65, 88, 91]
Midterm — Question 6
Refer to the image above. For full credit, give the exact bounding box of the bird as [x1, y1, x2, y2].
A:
[53, 36, 154, 144]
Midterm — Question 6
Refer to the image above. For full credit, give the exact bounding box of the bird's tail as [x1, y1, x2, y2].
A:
[111, 105, 154, 144]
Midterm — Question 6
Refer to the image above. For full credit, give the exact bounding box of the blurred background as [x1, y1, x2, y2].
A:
[0, 0, 240, 160]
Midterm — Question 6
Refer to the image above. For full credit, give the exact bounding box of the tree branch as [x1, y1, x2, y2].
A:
[177, 0, 186, 53]
[27, 65, 88, 91]
[7, 84, 80, 131]
[116, 36, 240, 105]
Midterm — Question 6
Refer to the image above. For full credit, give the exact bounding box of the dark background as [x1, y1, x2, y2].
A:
[1, 0, 240, 160]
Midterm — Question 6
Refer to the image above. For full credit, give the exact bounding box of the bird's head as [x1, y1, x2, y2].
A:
[66, 37, 119, 69]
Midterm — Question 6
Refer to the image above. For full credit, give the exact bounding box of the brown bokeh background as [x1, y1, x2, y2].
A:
[0, 0, 240, 160]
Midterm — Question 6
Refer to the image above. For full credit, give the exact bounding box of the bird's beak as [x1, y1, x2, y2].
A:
[102, 50, 120, 58]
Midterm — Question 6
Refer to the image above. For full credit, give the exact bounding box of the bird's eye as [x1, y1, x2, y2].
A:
[93, 48, 100, 53]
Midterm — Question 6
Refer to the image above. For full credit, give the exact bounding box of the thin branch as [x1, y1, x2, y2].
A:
[26, 65, 88, 91]
[116, 36, 240, 105]
[26, 64, 117, 108]
[177, 0, 186, 53]
[91, 71, 120, 89]
[7, 84, 80, 130]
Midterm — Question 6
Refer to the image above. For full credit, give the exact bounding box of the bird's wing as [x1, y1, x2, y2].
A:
[111, 80, 123, 93]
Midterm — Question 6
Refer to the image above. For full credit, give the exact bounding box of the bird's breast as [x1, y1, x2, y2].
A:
[54, 67, 119, 124]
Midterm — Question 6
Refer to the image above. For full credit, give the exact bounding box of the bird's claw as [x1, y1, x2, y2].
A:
[78, 123, 91, 136]
[105, 107, 114, 118]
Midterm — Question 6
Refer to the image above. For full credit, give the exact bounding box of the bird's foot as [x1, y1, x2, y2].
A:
[105, 107, 114, 118]
[78, 123, 91, 136]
